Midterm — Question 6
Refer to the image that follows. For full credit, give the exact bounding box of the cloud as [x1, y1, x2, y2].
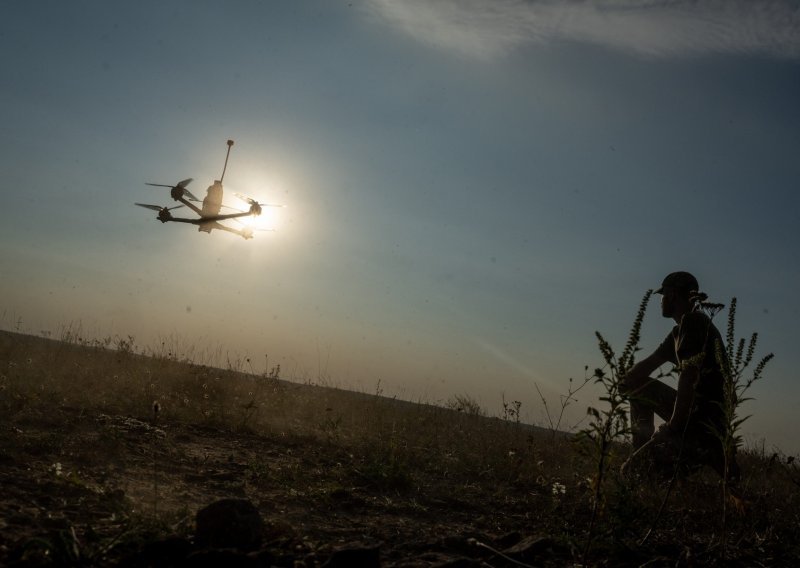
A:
[366, 0, 800, 60]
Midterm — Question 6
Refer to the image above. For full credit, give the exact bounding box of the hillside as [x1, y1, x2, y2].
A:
[1, 330, 798, 566]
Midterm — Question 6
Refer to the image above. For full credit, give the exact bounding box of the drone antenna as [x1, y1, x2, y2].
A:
[219, 139, 234, 183]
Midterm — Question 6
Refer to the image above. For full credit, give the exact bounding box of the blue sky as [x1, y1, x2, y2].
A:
[1, 1, 798, 453]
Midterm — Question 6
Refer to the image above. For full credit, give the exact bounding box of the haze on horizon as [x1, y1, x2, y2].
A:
[1, 1, 798, 454]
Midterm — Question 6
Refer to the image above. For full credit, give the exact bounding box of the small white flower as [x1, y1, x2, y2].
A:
[551, 482, 566, 496]
[52, 462, 62, 476]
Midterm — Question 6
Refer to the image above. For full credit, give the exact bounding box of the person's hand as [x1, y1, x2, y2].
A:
[653, 422, 677, 443]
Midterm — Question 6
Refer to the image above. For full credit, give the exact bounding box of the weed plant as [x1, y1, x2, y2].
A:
[707, 297, 774, 558]
[576, 290, 651, 562]
[574, 292, 788, 565]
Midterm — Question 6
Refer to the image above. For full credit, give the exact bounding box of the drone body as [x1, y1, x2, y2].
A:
[135, 140, 280, 239]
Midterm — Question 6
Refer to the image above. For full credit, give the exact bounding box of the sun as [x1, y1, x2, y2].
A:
[223, 170, 286, 236]
[239, 205, 280, 233]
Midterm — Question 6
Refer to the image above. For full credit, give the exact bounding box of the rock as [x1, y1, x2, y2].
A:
[195, 499, 264, 551]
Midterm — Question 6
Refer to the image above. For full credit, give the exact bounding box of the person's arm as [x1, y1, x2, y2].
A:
[667, 365, 699, 432]
[621, 346, 671, 394]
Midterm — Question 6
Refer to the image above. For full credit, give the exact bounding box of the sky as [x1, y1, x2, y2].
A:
[1, 1, 798, 454]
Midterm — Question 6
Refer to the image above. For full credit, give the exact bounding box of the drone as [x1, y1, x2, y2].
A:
[135, 140, 281, 239]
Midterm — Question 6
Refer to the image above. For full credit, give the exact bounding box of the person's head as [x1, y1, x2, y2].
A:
[656, 271, 699, 321]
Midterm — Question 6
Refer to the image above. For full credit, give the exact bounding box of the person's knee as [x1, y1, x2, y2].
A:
[620, 373, 638, 395]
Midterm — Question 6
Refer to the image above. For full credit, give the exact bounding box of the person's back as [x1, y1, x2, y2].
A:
[665, 310, 726, 443]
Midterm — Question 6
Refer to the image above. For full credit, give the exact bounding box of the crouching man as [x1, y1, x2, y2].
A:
[620, 272, 738, 481]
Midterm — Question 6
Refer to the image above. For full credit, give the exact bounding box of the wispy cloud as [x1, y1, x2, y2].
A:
[366, 0, 800, 60]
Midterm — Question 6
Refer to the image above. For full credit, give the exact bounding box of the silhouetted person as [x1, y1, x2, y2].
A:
[620, 272, 738, 481]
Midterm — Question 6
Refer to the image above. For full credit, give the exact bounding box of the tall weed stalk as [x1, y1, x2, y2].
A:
[578, 290, 651, 562]
[534, 373, 591, 442]
[712, 297, 773, 555]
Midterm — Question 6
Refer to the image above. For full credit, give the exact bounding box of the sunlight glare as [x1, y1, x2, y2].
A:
[240, 205, 280, 232]
[224, 172, 285, 234]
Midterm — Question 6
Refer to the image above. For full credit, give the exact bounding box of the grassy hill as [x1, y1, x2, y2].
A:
[1, 329, 797, 566]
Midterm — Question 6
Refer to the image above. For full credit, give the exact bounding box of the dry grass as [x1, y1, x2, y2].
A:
[1, 329, 798, 566]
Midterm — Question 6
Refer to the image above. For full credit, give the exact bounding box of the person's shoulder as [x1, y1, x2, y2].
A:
[680, 311, 721, 335]
[682, 311, 711, 325]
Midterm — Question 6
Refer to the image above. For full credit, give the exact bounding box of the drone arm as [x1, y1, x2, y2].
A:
[192, 219, 253, 239]
[212, 221, 253, 239]
[197, 210, 258, 223]
[164, 216, 203, 225]
[164, 215, 245, 226]
[175, 195, 203, 216]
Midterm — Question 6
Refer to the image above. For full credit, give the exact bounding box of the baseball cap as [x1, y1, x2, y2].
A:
[655, 271, 699, 295]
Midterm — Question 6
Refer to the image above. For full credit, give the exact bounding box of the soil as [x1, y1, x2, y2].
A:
[0, 406, 561, 567]
[4, 330, 797, 566]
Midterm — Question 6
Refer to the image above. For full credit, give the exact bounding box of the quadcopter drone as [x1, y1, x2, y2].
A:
[136, 140, 280, 239]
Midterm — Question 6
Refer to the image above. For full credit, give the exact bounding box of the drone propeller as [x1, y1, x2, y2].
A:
[220, 204, 248, 214]
[135, 203, 184, 212]
[231, 215, 276, 230]
[234, 192, 283, 208]
[145, 178, 194, 189]
[145, 178, 200, 202]
[240, 225, 276, 239]
[145, 177, 192, 189]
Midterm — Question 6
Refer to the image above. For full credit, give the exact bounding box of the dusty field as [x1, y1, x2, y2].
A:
[1, 330, 798, 566]
[1, 408, 548, 566]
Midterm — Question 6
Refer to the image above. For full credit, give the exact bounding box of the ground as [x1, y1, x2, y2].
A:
[1, 330, 798, 566]
[0, 406, 556, 567]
